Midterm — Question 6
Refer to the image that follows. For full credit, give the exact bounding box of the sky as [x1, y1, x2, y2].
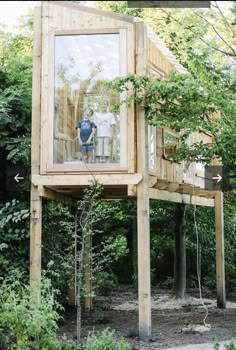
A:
[0, 1, 232, 32]
[0, 1, 40, 31]
[0, 1, 97, 32]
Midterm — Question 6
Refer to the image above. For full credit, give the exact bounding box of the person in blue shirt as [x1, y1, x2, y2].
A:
[75, 108, 96, 163]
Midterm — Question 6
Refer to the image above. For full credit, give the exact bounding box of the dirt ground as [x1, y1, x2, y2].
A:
[58, 285, 236, 349]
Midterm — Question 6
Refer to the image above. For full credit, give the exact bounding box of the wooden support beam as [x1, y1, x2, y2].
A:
[32, 173, 142, 186]
[31, 5, 41, 176]
[30, 6, 42, 299]
[149, 175, 158, 188]
[136, 21, 151, 342]
[128, 185, 137, 197]
[215, 191, 226, 308]
[149, 188, 214, 207]
[30, 185, 42, 298]
[38, 185, 75, 207]
[166, 182, 180, 192]
[154, 179, 170, 190]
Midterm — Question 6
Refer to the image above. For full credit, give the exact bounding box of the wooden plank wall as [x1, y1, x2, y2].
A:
[147, 38, 173, 75]
[147, 37, 214, 188]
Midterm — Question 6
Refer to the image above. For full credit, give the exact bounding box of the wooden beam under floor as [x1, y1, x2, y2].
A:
[38, 185, 76, 206]
[149, 188, 214, 207]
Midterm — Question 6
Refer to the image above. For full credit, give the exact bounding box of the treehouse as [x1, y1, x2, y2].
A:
[30, 1, 225, 341]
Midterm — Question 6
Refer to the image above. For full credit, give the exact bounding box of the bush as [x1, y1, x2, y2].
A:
[0, 277, 130, 350]
[83, 329, 130, 350]
[94, 271, 118, 296]
[214, 339, 236, 350]
[0, 278, 61, 350]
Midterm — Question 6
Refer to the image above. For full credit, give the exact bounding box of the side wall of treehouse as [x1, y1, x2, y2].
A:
[147, 37, 183, 184]
[147, 37, 214, 189]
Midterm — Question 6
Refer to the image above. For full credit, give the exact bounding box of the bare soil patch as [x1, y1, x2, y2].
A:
[58, 286, 236, 349]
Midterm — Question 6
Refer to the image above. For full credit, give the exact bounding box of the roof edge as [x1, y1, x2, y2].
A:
[147, 27, 188, 75]
[48, 1, 142, 24]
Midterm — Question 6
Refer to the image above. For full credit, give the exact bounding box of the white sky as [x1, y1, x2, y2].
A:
[0, 1, 40, 31]
[0, 1, 232, 32]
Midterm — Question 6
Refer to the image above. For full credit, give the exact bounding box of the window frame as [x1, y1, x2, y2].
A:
[41, 28, 129, 174]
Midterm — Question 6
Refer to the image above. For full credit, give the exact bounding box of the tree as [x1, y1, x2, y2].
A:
[0, 18, 33, 283]
[174, 203, 186, 299]
[99, 0, 236, 296]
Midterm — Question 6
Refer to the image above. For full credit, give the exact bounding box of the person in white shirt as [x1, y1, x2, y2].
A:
[94, 100, 116, 163]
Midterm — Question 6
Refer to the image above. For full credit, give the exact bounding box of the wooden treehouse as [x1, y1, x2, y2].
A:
[30, 1, 225, 341]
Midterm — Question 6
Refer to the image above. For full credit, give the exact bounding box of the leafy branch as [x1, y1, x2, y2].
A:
[107, 70, 236, 165]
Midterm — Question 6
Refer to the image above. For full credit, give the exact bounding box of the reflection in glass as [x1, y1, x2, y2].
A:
[147, 67, 164, 171]
[164, 132, 179, 157]
[53, 34, 120, 164]
[148, 126, 155, 170]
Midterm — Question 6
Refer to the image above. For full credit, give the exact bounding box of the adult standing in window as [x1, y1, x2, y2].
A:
[94, 100, 116, 163]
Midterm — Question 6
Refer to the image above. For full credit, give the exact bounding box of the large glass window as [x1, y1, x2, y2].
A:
[54, 34, 120, 165]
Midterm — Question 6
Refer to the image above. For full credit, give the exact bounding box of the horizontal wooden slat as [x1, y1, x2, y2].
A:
[32, 173, 142, 186]
[149, 188, 214, 207]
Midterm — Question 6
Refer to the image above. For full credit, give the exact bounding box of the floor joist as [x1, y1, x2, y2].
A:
[149, 188, 214, 207]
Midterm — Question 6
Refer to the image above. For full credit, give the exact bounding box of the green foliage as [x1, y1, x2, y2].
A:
[96, 1, 144, 18]
[150, 200, 175, 284]
[92, 234, 127, 294]
[214, 339, 236, 350]
[0, 276, 129, 350]
[0, 31, 32, 149]
[0, 22, 32, 209]
[82, 329, 130, 350]
[107, 71, 236, 165]
[42, 201, 76, 303]
[0, 199, 30, 283]
[94, 271, 118, 296]
[0, 278, 61, 350]
[58, 329, 131, 350]
[102, 1, 236, 169]
[224, 339, 236, 350]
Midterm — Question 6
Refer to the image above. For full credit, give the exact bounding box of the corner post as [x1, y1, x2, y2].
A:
[30, 185, 42, 296]
[135, 21, 151, 341]
[30, 5, 42, 297]
[215, 191, 226, 308]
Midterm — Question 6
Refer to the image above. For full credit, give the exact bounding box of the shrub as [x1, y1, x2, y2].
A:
[0, 277, 130, 350]
[94, 271, 118, 296]
[214, 339, 236, 350]
[83, 329, 130, 350]
[0, 278, 61, 350]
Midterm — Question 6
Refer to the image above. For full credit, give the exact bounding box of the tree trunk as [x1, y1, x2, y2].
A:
[174, 203, 186, 299]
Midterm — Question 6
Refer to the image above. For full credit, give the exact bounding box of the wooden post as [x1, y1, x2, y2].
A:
[31, 5, 41, 176]
[30, 185, 42, 297]
[215, 191, 226, 308]
[136, 22, 151, 342]
[30, 5, 42, 297]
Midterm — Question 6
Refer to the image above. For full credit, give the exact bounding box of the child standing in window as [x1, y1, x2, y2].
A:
[75, 108, 96, 163]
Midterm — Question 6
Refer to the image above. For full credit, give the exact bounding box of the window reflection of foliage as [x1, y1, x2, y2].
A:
[56, 56, 80, 89]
